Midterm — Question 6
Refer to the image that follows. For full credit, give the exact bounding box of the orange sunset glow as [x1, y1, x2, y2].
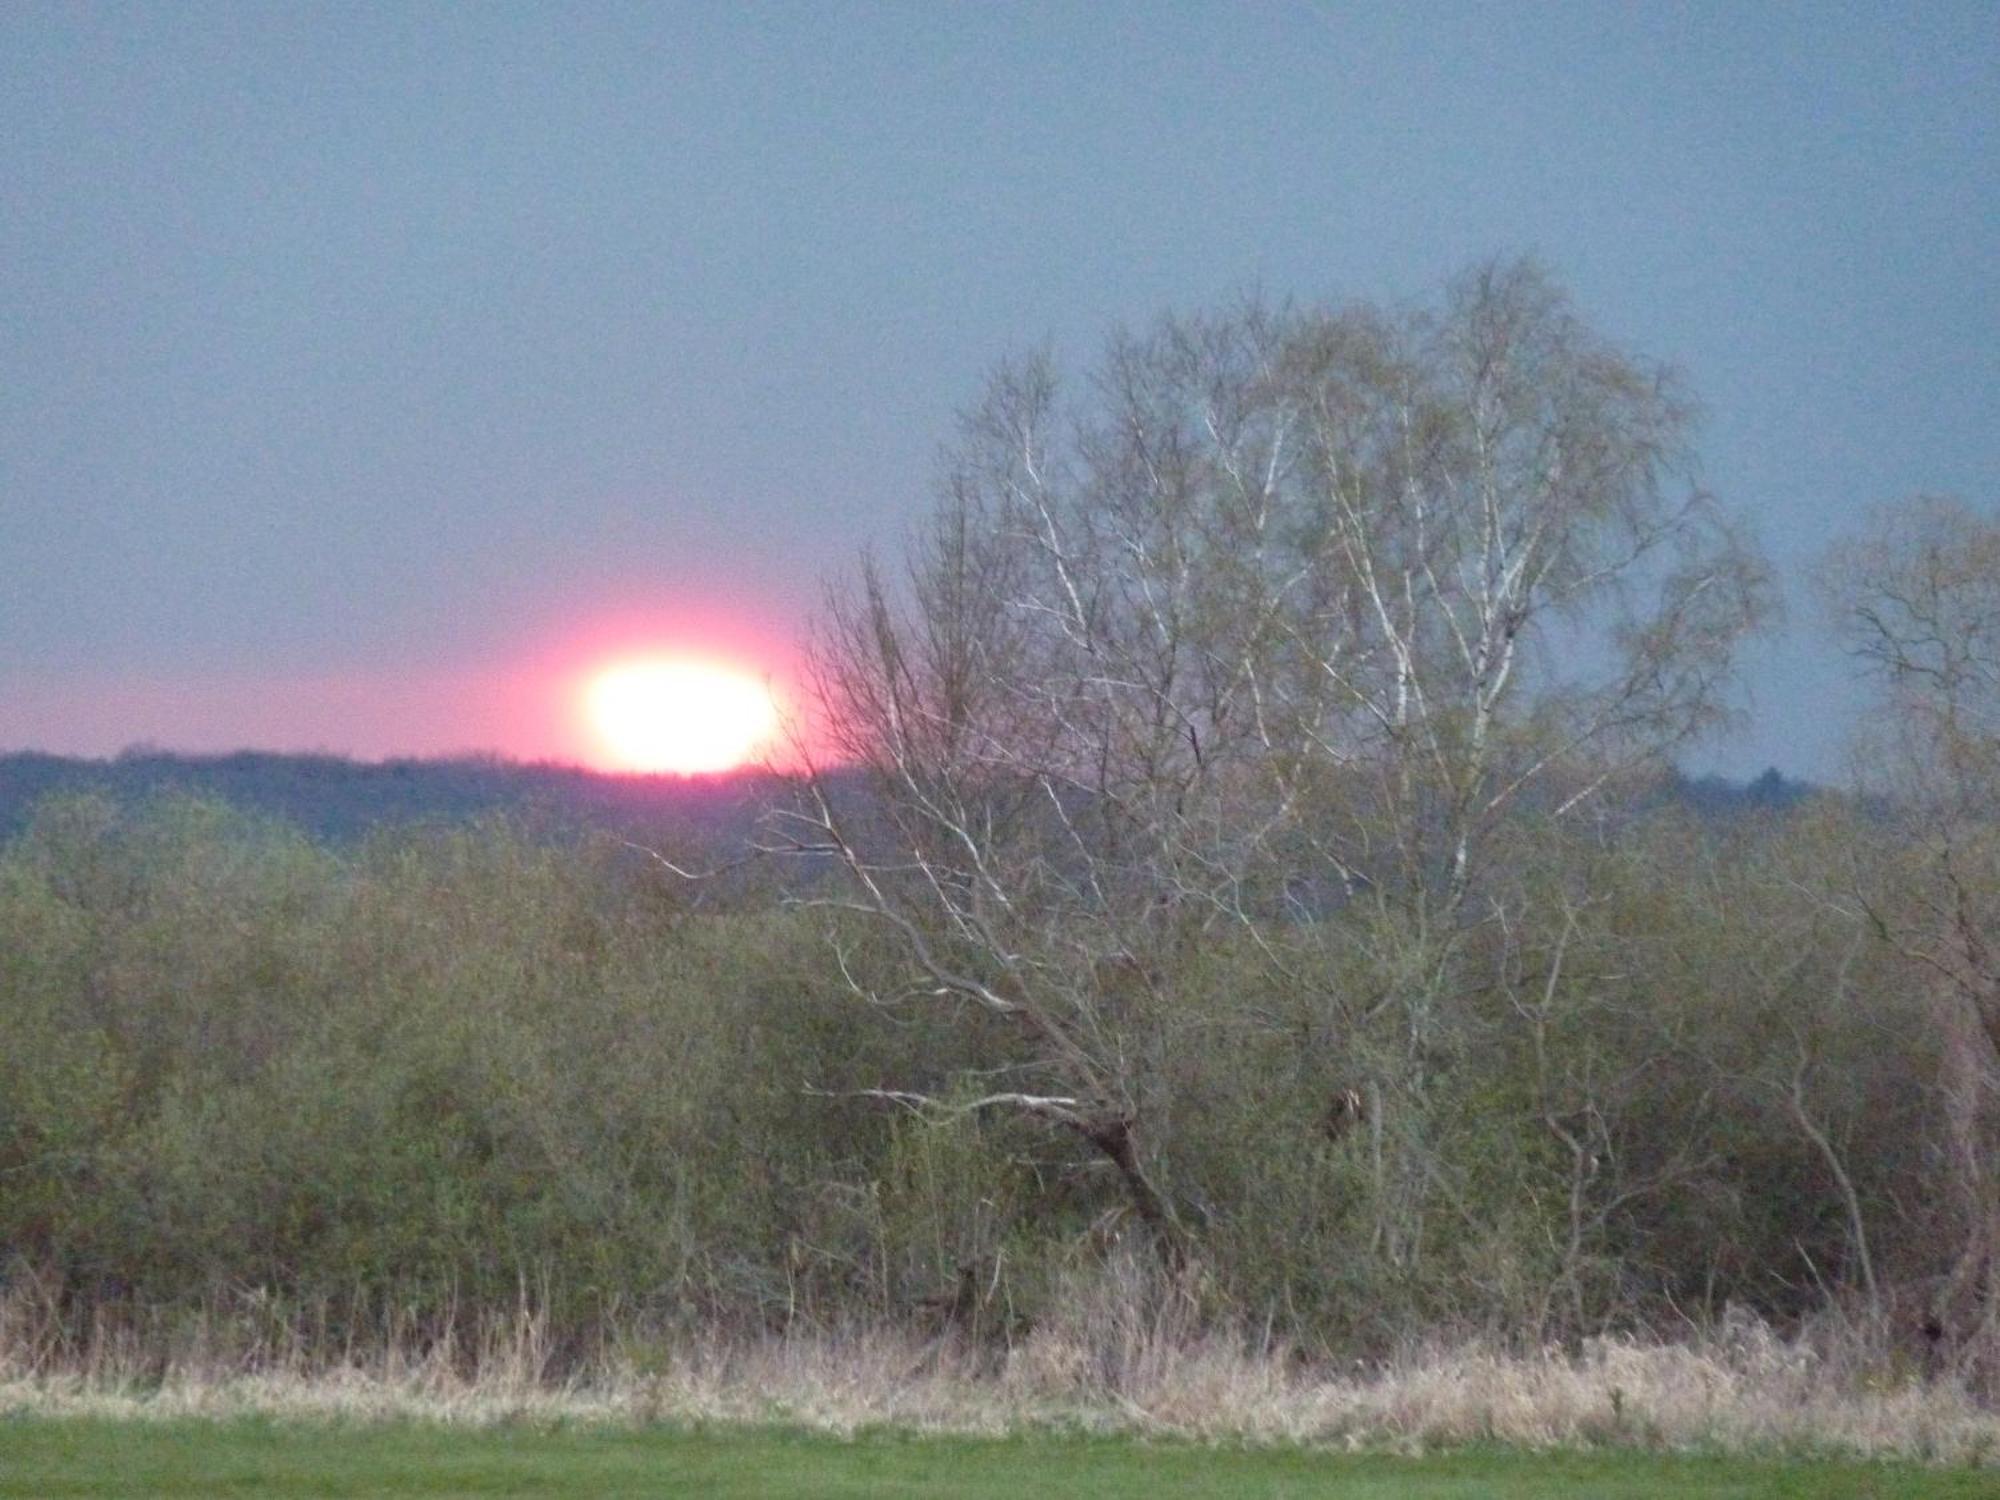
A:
[583, 658, 780, 774]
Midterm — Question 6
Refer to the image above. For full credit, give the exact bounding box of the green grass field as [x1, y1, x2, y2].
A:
[0, 1421, 1991, 1499]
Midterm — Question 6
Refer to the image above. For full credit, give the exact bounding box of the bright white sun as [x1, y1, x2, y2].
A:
[585, 659, 779, 774]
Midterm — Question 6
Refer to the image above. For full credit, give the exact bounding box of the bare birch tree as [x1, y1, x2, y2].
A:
[791, 260, 1769, 1261]
[1820, 495, 2000, 1362]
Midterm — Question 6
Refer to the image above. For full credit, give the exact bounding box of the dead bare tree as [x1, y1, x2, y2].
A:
[789, 260, 1769, 1265]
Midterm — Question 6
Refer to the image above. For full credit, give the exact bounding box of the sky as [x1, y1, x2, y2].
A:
[2, 2, 1995, 777]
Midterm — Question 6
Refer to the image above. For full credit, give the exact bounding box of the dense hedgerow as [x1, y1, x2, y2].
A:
[0, 789, 1968, 1365]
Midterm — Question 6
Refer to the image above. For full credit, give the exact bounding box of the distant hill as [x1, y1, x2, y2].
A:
[0, 749, 790, 848]
[1664, 765, 1819, 818]
[0, 750, 1819, 849]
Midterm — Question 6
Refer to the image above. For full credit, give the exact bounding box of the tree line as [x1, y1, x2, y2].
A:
[0, 749, 777, 844]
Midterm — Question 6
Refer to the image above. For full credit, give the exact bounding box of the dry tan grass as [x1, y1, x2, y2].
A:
[4, 1275, 1996, 1464]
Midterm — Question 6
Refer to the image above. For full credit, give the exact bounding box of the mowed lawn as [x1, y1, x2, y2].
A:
[0, 1422, 1992, 1499]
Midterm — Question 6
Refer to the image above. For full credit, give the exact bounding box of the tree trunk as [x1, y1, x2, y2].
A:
[1077, 1113, 1187, 1269]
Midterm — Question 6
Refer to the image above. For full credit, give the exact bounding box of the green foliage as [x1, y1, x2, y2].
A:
[0, 796, 856, 1335]
[0, 788, 1976, 1356]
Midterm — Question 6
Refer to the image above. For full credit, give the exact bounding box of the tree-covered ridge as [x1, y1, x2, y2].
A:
[0, 748, 1810, 846]
[0, 749, 781, 845]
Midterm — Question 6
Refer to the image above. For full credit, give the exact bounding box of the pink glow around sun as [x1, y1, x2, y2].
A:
[583, 657, 780, 774]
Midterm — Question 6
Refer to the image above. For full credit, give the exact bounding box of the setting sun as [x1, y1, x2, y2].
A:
[585, 659, 778, 774]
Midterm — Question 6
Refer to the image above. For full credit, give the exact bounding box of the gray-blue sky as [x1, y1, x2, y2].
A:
[3, 2, 1994, 772]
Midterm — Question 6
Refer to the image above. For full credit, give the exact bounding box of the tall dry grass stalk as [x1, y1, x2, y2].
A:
[3, 1267, 1996, 1464]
